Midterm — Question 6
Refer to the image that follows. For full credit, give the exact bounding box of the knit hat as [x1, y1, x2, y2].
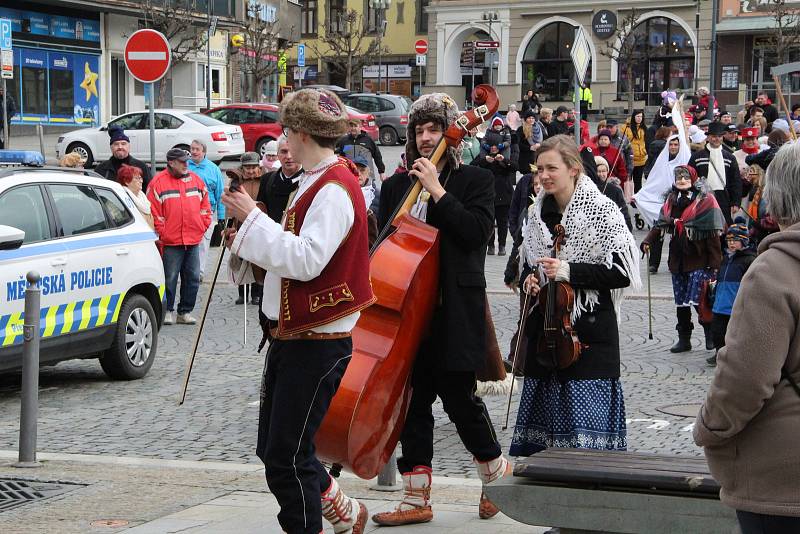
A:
[405, 92, 462, 169]
[593, 155, 609, 171]
[674, 164, 698, 184]
[491, 116, 504, 129]
[597, 129, 613, 141]
[555, 105, 569, 115]
[726, 222, 749, 246]
[523, 109, 537, 120]
[279, 88, 348, 139]
[772, 118, 790, 134]
[108, 126, 130, 145]
[166, 147, 189, 162]
[688, 125, 706, 144]
[697, 86, 710, 96]
[264, 140, 278, 155]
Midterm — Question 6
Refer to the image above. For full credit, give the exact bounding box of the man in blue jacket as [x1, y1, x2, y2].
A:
[189, 139, 226, 279]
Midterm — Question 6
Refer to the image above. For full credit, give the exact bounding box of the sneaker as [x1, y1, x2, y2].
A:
[648, 266, 658, 274]
[177, 313, 197, 325]
[163, 311, 175, 325]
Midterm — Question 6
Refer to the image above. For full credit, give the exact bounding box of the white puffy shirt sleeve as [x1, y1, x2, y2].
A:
[231, 183, 355, 281]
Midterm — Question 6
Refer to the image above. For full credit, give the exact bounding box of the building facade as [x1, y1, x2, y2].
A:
[289, 0, 427, 96]
[425, 0, 715, 111]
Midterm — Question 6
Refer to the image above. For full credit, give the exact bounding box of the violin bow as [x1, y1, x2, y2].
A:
[503, 288, 532, 430]
[179, 220, 230, 405]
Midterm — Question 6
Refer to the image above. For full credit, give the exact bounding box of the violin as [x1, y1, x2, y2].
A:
[536, 224, 582, 369]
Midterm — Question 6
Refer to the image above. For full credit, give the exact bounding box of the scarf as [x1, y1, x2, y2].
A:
[707, 146, 726, 191]
[656, 189, 725, 241]
[741, 144, 760, 155]
[410, 168, 451, 222]
[125, 187, 151, 215]
[523, 175, 642, 324]
[361, 184, 375, 210]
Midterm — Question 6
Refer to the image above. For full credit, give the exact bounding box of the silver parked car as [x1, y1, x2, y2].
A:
[343, 93, 413, 146]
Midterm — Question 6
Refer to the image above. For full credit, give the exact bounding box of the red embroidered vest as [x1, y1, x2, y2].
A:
[277, 161, 376, 336]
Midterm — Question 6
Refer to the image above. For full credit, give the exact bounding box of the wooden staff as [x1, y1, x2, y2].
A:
[503, 288, 533, 431]
[772, 73, 798, 142]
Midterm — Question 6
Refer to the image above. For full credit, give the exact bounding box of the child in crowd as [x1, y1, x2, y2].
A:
[479, 116, 511, 162]
[707, 222, 756, 366]
[347, 153, 379, 249]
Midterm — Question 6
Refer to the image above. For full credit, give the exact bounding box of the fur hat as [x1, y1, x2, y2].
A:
[405, 93, 461, 169]
[279, 88, 348, 139]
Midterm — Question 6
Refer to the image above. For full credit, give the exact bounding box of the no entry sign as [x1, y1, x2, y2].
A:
[124, 29, 171, 83]
[415, 39, 428, 55]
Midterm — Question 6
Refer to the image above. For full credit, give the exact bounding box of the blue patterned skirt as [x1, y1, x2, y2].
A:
[672, 268, 715, 307]
[509, 375, 627, 457]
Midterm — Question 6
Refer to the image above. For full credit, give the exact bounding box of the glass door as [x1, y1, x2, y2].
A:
[648, 61, 665, 105]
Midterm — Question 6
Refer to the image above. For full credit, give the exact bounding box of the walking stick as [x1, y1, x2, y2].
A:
[179, 224, 229, 405]
[503, 288, 533, 431]
[646, 250, 653, 340]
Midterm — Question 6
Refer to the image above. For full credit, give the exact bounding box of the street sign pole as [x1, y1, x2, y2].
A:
[471, 46, 476, 108]
[2, 79, 7, 149]
[1, 17, 12, 149]
[574, 74, 581, 146]
[149, 84, 156, 171]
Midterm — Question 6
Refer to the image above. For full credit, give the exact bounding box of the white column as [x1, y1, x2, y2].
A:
[498, 21, 510, 85]
[435, 22, 446, 85]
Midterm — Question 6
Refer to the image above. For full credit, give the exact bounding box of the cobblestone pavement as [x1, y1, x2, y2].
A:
[0, 146, 710, 478]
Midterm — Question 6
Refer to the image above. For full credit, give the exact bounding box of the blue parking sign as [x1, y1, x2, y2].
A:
[0, 19, 12, 51]
[298, 43, 305, 68]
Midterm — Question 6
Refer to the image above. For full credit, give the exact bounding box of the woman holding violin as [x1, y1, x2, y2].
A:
[374, 93, 512, 526]
[510, 135, 641, 457]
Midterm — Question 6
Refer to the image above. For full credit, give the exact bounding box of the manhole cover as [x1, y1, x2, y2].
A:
[656, 403, 703, 418]
[0, 478, 83, 513]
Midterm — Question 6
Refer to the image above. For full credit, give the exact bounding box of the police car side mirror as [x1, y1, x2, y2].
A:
[0, 225, 24, 251]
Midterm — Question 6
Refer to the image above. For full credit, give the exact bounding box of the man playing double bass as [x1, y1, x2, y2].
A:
[222, 88, 372, 534]
[374, 93, 512, 526]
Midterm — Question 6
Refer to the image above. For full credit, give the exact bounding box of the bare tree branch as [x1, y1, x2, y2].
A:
[599, 9, 664, 111]
[139, 0, 207, 107]
[239, 4, 294, 102]
[765, 0, 800, 65]
[308, 7, 388, 90]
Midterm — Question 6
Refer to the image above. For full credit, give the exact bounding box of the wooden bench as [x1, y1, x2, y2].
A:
[485, 448, 738, 534]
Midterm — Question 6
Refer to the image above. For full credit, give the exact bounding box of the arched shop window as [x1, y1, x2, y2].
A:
[521, 22, 589, 101]
[617, 17, 695, 106]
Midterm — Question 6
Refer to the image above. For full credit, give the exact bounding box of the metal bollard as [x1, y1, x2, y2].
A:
[15, 272, 41, 468]
[36, 124, 45, 159]
[371, 450, 401, 491]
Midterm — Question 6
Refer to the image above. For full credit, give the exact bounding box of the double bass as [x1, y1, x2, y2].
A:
[314, 86, 500, 479]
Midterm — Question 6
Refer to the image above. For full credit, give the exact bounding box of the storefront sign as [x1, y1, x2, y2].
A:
[10, 47, 99, 125]
[363, 64, 413, 79]
[0, 8, 100, 43]
[592, 10, 617, 39]
[721, 65, 739, 90]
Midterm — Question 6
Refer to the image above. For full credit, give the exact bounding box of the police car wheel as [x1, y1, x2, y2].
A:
[100, 294, 157, 380]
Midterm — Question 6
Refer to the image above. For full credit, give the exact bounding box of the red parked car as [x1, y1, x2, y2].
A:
[204, 103, 283, 157]
[205, 102, 379, 154]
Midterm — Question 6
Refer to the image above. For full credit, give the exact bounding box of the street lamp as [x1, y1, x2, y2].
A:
[370, 0, 391, 93]
[482, 11, 498, 86]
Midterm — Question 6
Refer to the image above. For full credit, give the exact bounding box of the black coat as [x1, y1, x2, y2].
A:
[335, 132, 385, 173]
[95, 155, 154, 191]
[524, 194, 631, 381]
[643, 139, 666, 178]
[471, 153, 516, 207]
[255, 169, 300, 223]
[688, 147, 743, 225]
[378, 164, 495, 372]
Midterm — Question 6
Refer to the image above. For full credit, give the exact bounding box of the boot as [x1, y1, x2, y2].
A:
[321, 476, 368, 534]
[487, 245, 495, 255]
[475, 455, 512, 519]
[498, 246, 506, 256]
[706, 349, 718, 367]
[703, 324, 714, 350]
[371, 466, 433, 526]
[670, 324, 693, 353]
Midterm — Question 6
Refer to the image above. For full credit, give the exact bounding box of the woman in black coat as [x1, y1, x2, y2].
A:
[510, 136, 641, 457]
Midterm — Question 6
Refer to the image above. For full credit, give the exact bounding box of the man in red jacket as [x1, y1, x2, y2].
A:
[147, 148, 212, 325]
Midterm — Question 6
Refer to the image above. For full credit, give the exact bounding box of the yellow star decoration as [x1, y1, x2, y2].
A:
[79, 62, 98, 101]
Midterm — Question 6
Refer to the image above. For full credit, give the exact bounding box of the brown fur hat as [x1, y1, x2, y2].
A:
[280, 88, 348, 139]
[405, 93, 462, 169]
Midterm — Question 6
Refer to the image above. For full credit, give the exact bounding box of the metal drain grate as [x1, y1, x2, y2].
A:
[0, 479, 82, 513]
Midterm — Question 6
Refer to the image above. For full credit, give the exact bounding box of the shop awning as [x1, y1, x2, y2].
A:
[715, 17, 773, 34]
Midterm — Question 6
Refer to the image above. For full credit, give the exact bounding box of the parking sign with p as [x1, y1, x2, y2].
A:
[0, 19, 12, 51]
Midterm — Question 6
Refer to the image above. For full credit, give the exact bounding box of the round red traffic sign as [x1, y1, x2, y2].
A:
[415, 39, 428, 55]
[124, 29, 171, 83]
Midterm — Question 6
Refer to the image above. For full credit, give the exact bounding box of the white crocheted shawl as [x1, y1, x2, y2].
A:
[523, 174, 642, 324]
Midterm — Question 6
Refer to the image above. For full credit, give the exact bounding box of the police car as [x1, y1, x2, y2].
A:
[0, 167, 165, 379]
